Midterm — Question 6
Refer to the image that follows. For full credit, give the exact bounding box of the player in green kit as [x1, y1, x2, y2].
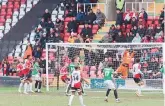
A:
[153, 65, 165, 77]
[32, 60, 42, 93]
[103, 64, 120, 103]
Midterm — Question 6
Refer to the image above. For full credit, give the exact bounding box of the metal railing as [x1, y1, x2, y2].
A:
[77, 3, 106, 14]
[125, 2, 155, 17]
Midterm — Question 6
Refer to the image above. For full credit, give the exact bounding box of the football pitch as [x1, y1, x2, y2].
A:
[0, 87, 164, 106]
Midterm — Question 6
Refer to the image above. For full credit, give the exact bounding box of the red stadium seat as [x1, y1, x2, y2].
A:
[126, 24, 131, 29]
[0, 23, 4, 26]
[93, 25, 99, 30]
[21, 0, 26, 4]
[148, 16, 153, 21]
[147, 21, 152, 25]
[155, 16, 159, 21]
[65, 33, 70, 37]
[154, 21, 159, 26]
[1, 5, 7, 9]
[92, 29, 97, 34]
[6, 15, 12, 19]
[8, 4, 14, 9]
[65, 17, 72, 22]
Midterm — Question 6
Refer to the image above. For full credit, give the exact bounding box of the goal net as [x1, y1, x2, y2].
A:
[45, 43, 165, 93]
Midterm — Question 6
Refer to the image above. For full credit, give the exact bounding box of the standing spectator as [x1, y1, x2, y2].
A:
[139, 8, 148, 22]
[80, 23, 93, 41]
[155, 24, 163, 40]
[108, 24, 116, 39]
[159, 8, 164, 24]
[115, 0, 125, 11]
[116, 9, 123, 25]
[46, 20, 54, 29]
[85, 9, 96, 25]
[42, 9, 51, 22]
[76, 9, 85, 24]
[132, 33, 141, 43]
[40, 18, 46, 28]
[124, 9, 131, 25]
[93, 9, 106, 27]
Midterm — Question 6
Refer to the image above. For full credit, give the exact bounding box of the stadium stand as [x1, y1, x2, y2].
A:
[0, 0, 164, 79]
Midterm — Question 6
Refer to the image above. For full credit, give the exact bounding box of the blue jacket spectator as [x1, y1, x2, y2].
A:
[76, 9, 85, 23]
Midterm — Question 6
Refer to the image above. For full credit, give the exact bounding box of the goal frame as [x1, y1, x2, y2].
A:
[45, 43, 165, 92]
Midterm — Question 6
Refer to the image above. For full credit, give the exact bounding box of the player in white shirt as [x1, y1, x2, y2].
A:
[68, 65, 89, 106]
[132, 58, 144, 97]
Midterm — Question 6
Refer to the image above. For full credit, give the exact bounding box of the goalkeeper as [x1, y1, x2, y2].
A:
[153, 66, 165, 77]
[32, 60, 42, 93]
[115, 50, 134, 79]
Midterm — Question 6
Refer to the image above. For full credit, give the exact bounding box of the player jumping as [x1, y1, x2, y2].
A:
[132, 58, 144, 97]
[68, 65, 89, 106]
[115, 50, 134, 79]
[103, 64, 120, 103]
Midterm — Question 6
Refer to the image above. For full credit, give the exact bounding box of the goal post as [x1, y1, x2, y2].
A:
[45, 43, 165, 92]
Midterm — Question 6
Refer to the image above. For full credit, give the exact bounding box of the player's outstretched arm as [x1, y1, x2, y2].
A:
[82, 78, 90, 85]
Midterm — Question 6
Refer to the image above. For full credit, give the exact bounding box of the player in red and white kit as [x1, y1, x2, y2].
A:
[68, 65, 89, 106]
[132, 58, 144, 97]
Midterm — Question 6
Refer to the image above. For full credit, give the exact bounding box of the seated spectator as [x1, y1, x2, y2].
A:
[116, 9, 123, 25]
[131, 17, 138, 27]
[115, 32, 126, 42]
[145, 25, 155, 37]
[85, 9, 96, 25]
[40, 33, 47, 48]
[47, 33, 55, 43]
[42, 9, 51, 22]
[139, 8, 148, 22]
[142, 35, 150, 43]
[67, 18, 78, 33]
[132, 33, 141, 43]
[155, 24, 163, 39]
[33, 47, 42, 59]
[131, 26, 138, 36]
[100, 34, 113, 43]
[138, 18, 146, 27]
[76, 9, 85, 24]
[54, 33, 63, 43]
[80, 23, 93, 41]
[34, 29, 41, 42]
[93, 9, 106, 27]
[68, 34, 76, 43]
[46, 20, 54, 29]
[74, 34, 83, 43]
[137, 24, 145, 37]
[55, 18, 64, 32]
[130, 8, 138, 19]
[126, 32, 134, 42]
[108, 24, 116, 39]
[159, 8, 164, 24]
[40, 18, 46, 28]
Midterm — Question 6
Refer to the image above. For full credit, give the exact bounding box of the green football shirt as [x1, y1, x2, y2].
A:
[103, 67, 114, 80]
[160, 67, 165, 75]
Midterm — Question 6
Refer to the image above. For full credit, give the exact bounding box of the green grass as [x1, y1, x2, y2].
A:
[0, 87, 163, 106]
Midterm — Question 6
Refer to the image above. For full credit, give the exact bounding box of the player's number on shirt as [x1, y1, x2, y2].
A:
[73, 74, 79, 81]
[105, 71, 110, 77]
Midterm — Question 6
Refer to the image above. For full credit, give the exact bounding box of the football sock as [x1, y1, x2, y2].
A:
[138, 86, 141, 95]
[106, 89, 111, 98]
[35, 81, 39, 89]
[18, 82, 23, 91]
[66, 84, 71, 93]
[29, 83, 33, 91]
[114, 90, 118, 99]
[24, 83, 28, 93]
[68, 95, 74, 106]
[79, 95, 84, 106]
[38, 81, 42, 90]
